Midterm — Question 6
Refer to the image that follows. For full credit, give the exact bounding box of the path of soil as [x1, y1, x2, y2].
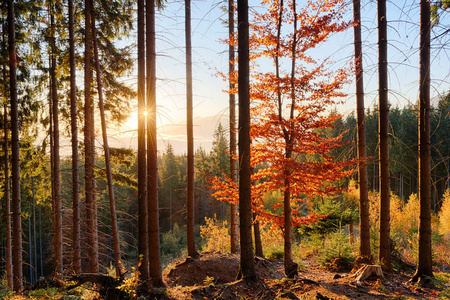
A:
[161, 252, 447, 299]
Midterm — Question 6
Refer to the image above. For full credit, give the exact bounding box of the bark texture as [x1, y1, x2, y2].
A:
[412, 0, 433, 283]
[377, 0, 391, 269]
[4, 104, 13, 290]
[92, 15, 122, 279]
[353, 0, 371, 260]
[237, 0, 256, 280]
[8, 0, 23, 291]
[68, 0, 81, 275]
[185, 0, 200, 260]
[147, 0, 164, 286]
[229, 0, 239, 255]
[137, 0, 149, 282]
[85, 0, 99, 273]
[50, 0, 63, 278]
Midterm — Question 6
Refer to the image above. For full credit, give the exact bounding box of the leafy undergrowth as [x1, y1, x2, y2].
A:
[2, 252, 449, 299]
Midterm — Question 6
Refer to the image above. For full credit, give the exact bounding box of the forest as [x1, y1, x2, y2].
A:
[1, 0, 450, 299]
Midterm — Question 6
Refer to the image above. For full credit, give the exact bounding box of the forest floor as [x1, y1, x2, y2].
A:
[160, 252, 449, 300]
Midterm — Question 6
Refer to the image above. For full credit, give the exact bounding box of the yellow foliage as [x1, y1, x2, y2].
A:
[402, 193, 420, 230]
[200, 216, 230, 253]
[439, 189, 450, 238]
[259, 222, 284, 257]
[368, 191, 380, 230]
[390, 193, 404, 235]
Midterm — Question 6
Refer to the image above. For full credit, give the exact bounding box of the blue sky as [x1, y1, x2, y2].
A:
[111, 0, 450, 154]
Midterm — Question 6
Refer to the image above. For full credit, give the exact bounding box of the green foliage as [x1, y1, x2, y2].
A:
[211, 122, 230, 177]
[299, 199, 358, 236]
[160, 223, 187, 266]
[29, 288, 60, 299]
[435, 272, 450, 285]
[300, 233, 324, 258]
[318, 231, 356, 271]
[267, 249, 284, 260]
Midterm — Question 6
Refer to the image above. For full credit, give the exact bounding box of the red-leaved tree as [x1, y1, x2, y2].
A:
[211, 0, 355, 278]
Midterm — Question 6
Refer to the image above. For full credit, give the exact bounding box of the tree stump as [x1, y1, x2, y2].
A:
[351, 264, 385, 284]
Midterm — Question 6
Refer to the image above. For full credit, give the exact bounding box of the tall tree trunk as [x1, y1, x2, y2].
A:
[146, 0, 164, 287]
[50, 0, 63, 279]
[4, 104, 13, 290]
[229, 0, 239, 255]
[85, 0, 98, 273]
[137, 0, 149, 283]
[39, 203, 43, 278]
[237, 0, 256, 280]
[253, 213, 263, 257]
[353, 0, 371, 261]
[185, 0, 199, 260]
[283, 156, 297, 278]
[91, 15, 122, 279]
[28, 200, 33, 284]
[412, 0, 433, 283]
[68, 0, 81, 275]
[377, 0, 390, 269]
[283, 0, 298, 279]
[8, 0, 23, 291]
[32, 177, 37, 283]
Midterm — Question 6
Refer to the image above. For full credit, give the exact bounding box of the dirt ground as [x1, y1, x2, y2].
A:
[161, 252, 448, 299]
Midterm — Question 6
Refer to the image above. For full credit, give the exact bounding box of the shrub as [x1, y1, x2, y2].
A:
[259, 222, 284, 258]
[200, 215, 230, 253]
[319, 230, 356, 271]
[439, 190, 450, 239]
[267, 249, 284, 260]
[299, 200, 358, 237]
[160, 223, 187, 266]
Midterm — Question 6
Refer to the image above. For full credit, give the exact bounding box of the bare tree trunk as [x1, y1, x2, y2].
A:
[185, 0, 200, 260]
[68, 0, 81, 275]
[50, 0, 63, 279]
[8, 0, 23, 291]
[32, 177, 37, 282]
[91, 15, 122, 279]
[4, 104, 13, 290]
[253, 213, 263, 257]
[377, 0, 391, 269]
[146, 0, 164, 287]
[229, 0, 239, 255]
[28, 200, 33, 284]
[353, 0, 371, 261]
[283, 159, 297, 278]
[137, 0, 149, 283]
[39, 202, 43, 278]
[412, 0, 433, 283]
[85, 0, 98, 273]
[237, 0, 256, 280]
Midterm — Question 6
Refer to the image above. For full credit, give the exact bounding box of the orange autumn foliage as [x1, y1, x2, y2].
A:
[209, 0, 355, 231]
